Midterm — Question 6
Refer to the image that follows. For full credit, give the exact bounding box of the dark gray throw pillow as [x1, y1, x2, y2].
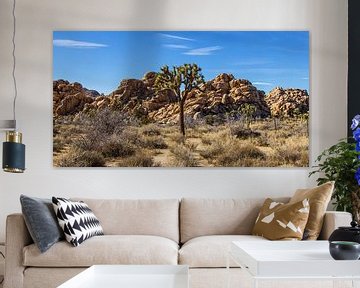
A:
[20, 195, 64, 253]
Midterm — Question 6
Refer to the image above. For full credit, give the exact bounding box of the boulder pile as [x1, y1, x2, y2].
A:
[53, 80, 99, 116]
[54, 73, 309, 123]
[265, 87, 309, 117]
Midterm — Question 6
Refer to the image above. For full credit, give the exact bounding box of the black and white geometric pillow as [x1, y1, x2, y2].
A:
[52, 197, 104, 247]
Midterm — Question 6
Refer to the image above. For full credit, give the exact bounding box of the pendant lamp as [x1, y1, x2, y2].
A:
[1, 0, 26, 173]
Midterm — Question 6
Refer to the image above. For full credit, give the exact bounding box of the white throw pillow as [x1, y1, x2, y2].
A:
[52, 197, 103, 247]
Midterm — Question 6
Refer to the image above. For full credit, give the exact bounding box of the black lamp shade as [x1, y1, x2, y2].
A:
[2, 141, 25, 173]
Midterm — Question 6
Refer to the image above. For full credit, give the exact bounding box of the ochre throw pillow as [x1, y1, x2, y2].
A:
[252, 198, 310, 240]
[289, 181, 334, 240]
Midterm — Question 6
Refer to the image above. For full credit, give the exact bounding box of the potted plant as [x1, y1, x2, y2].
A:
[310, 115, 360, 222]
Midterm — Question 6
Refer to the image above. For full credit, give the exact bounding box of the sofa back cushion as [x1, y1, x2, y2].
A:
[180, 198, 289, 243]
[72, 198, 179, 243]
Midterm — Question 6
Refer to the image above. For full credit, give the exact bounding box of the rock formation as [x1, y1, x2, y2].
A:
[53, 74, 309, 123]
[53, 80, 99, 116]
[147, 73, 270, 123]
[265, 87, 309, 117]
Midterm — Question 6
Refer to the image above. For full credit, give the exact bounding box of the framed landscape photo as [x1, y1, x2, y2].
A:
[53, 31, 309, 167]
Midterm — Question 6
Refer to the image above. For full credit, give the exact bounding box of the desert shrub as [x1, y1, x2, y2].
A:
[275, 147, 301, 164]
[140, 135, 168, 149]
[255, 137, 270, 147]
[184, 115, 206, 129]
[72, 134, 98, 151]
[168, 132, 185, 143]
[140, 124, 161, 136]
[274, 136, 309, 166]
[116, 152, 159, 167]
[121, 127, 142, 145]
[53, 131, 76, 153]
[100, 135, 135, 158]
[200, 140, 225, 159]
[230, 126, 261, 139]
[204, 115, 223, 126]
[80, 108, 135, 136]
[217, 143, 265, 167]
[170, 144, 199, 167]
[201, 136, 212, 145]
[184, 141, 198, 151]
[53, 138, 63, 153]
[55, 148, 105, 167]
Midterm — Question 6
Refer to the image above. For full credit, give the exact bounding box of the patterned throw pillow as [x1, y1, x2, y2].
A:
[52, 197, 104, 247]
[252, 198, 310, 240]
[289, 181, 334, 240]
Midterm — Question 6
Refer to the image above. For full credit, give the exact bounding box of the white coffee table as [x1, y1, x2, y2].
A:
[228, 241, 360, 288]
[58, 265, 189, 288]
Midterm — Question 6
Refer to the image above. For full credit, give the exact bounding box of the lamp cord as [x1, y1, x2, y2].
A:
[11, 0, 17, 129]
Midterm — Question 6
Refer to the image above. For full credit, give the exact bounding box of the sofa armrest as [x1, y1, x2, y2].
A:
[4, 213, 32, 288]
[318, 211, 352, 240]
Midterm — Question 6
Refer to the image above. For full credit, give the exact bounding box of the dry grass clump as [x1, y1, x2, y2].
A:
[253, 134, 270, 147]
[217, 143, 266, 167]
[53, 123, 82, 153]
[273, 136, 309, 166]
[140, 124, 161, 136]
[230, 126, 261, 139]
[116, 152, 159, 167]
[170, 144, 199, 167]
[55, 148, 105, 167]
[139, 135, 168, 149]
[53, 137, 66, 153]
[200, 140, 225, 160]
[100, 135, 135, 158]
[168, 132, 185, 143]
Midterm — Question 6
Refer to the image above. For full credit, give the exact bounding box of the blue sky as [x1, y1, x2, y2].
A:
[53, 31, 309, 95]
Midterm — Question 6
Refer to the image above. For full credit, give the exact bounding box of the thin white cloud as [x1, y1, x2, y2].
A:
[232, 59, 272, 66]
[160, 33, 195, 41]
[301, 77, 309, 80]
[53, 39, 108, 48]
[184, 46, 223, 56]
[253, 81, 273, 86]
[163, 44, 189, 49]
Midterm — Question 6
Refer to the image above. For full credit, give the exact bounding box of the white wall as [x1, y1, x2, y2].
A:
[0, 0, 348, 242]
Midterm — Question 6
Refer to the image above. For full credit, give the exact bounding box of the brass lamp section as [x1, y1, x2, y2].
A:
[2, 131, 25, 173]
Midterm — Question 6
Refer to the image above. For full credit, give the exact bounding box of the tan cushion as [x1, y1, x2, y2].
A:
[252, 198, 310, 240]
[72, 198, 179, 243]
[289, 181, 334, 240]
[180, 198, 289, 243]
[23, 235, 178, 267]
[179, 235, 267, 268]
[24, 268, 86, 288]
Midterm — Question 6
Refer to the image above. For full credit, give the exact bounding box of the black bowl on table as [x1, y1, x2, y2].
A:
[329, 241, 360, 260]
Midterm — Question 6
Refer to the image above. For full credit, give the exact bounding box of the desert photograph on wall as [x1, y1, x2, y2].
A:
[53, 31, 309, 167]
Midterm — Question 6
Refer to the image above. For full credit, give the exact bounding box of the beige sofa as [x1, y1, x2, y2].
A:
[4, 198, 352, 288]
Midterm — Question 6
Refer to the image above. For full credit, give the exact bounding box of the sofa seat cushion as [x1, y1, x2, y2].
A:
[180, 198, 289, 243]
[179, 235, 267, 268]
[23, 235, 179, 267]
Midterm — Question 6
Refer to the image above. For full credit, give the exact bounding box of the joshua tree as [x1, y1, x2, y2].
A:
[269, 106, 282, 131]
[240, 103, 257, 129]
[154, 64, 205, 136]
